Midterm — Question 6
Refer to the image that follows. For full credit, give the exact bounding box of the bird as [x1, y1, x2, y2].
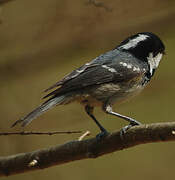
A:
[11, 32, 165, 138]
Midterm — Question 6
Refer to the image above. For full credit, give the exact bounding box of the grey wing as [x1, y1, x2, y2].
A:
[43, 61, 144, 98]
[44, 49, 120, 92]
[44, 62, 98, 92]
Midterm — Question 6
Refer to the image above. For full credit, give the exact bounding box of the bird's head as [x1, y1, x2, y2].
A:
[117, 32, 165, 76]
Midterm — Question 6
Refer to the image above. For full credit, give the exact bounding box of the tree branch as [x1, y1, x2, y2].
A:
[0, 122, 175, 177]
[0, 130, 82, 136]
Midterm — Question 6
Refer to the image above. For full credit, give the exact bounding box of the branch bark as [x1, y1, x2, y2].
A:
[0, 122, 175, 177]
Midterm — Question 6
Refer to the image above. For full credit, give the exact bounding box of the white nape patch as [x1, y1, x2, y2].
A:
[102, 65, 117, 73]
[147, 52, 163, 75]
[120, 34, 149, 50]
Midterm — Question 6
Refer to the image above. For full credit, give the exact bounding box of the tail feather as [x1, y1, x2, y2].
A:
[11, 95, 67, 128]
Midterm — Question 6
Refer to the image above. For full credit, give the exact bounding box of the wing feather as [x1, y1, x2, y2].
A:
[44, 63, 98, 92]
[43, 62, 143, 99]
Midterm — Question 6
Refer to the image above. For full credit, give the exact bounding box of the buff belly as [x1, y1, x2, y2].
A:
[71, 80, 144, 107]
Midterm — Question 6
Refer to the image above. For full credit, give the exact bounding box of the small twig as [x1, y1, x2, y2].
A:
[172, 130, 175, 135]
[28, 159, 38, 167]
[0, 130, 82, 136]
[85, 0, 112, 12]
[78, 131, 91, 141]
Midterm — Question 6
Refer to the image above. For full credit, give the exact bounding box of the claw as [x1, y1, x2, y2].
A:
[120, 121, 142, 139]
[96, 130, 109, 141]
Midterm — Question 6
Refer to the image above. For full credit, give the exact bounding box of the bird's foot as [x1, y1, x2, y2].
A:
[11, 119, 23, 128]
[96, 130, 109, 141]
[120, 121, 141, 139]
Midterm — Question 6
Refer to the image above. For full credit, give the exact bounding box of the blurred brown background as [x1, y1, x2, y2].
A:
[0, 0, 175, 179]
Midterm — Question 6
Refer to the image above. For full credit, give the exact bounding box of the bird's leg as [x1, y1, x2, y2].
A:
[103, 105, 141, 136]
[85, 105, 109, 139]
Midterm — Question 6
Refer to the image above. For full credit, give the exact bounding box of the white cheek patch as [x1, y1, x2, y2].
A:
[102, 65, 117, 73]
[120, 34, 149, 50]
[147, 53, 163, 75]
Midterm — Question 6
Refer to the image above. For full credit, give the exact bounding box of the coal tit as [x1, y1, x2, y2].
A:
[12, 32, 165, 137]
